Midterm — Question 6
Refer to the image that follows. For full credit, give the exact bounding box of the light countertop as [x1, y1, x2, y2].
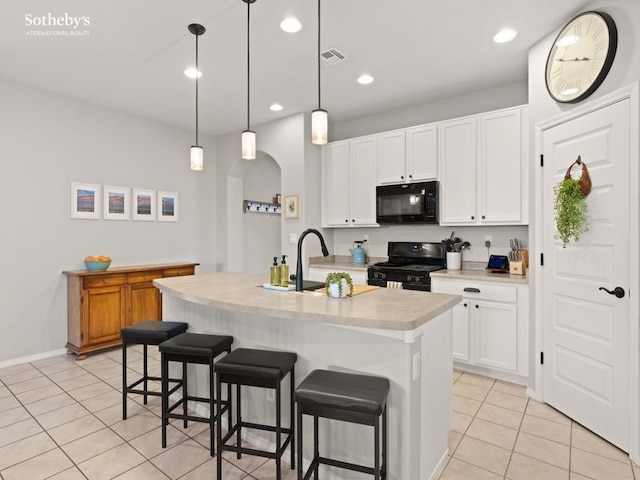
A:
[154, 272, 461, 331]
[431, 268, 528, 285]
[308, 255, 385, 271]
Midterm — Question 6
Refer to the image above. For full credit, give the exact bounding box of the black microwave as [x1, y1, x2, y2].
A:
[376, 181, 439, 224]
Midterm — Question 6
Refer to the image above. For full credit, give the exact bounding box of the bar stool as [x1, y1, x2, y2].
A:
[159, 332, 234, 456]
[295, 369, 390, 480]
[214, 348, 297, 480]
[121, 320, 188, 420]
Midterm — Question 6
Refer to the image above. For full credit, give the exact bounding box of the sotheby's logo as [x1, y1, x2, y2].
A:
[24, 12, 91, 37]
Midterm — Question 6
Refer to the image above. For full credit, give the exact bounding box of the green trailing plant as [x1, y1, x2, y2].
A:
[324, 272, 354, 297]
[554, 177, 588, 247]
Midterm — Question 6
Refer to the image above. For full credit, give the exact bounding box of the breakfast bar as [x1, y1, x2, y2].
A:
[154, 272, 460, 480]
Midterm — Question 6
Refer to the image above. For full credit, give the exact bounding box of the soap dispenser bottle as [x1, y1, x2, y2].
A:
[280, 255, 289, 287]
[270, 257, 280, 286]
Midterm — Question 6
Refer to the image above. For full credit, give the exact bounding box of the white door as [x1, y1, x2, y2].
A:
[542, 98, 630, 451]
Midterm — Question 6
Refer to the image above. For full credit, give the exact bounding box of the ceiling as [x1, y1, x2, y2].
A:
[2, 0, 591, 136]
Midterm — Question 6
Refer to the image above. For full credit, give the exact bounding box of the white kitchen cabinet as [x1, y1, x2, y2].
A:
[377, 125, 437, 185]
[439, 106, 528, 226]
[323, 137, 378, 228]
[432, 276, 529, 383]
[377, 130, 406, 184]
[438, 117, 477, 224]
[308, 266, 367, 286]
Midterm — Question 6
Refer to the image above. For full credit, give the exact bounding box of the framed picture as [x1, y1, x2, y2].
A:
[132, 189, 156, 221]
[284, 194, 299, 219]
[103, 185, 130, 220]
[70, 182, 100, 219]
[157, 191, 179, 222]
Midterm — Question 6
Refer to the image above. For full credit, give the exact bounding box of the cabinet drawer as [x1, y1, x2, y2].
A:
[433, 280, 516, 303]
[83, 274, 126, 289]
[163, 267, 195, 277]
[126, 271, 163, 284]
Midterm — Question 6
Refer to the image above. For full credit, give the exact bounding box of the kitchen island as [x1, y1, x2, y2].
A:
[154, 272, 460, 480]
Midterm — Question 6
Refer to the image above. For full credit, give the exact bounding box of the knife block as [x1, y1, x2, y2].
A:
[509, 249, 528, 275]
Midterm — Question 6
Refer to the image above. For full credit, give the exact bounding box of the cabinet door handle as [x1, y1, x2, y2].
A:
[401, 175, 404, 180]
[463, 287, 481, 293]
[471, 215, 475, 220]
[409, 174, 413, 179]
[463, 303, 468, 307]
[481, 215, 486, 219]
[475, 304, 479, 309]
[345, 219, 349, 223]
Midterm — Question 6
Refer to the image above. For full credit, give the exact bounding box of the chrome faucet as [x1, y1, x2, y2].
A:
[295, 228, 329, 292]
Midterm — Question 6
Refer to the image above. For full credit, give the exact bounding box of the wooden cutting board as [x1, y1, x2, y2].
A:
[317, 284, 379, 296]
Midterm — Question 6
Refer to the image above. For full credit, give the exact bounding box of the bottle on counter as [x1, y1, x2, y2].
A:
[280, 255, 289, 287]
[270, 257, 280, 286]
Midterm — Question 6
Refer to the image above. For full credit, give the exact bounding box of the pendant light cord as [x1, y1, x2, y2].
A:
[317, 0, 321, 109]
[247, 0, 251, 131]
[195, 32, 199, 145]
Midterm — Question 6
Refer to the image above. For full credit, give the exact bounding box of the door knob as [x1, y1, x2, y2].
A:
[599, 286, 625, 298]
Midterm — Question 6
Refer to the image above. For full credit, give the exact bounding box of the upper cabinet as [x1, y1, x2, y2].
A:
[323, 136, 378, 228]
[377, 124, 438, 185]
[439, 106, 528, 226]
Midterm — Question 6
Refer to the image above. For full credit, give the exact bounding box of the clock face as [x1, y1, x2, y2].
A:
[545, 11, 617, 103]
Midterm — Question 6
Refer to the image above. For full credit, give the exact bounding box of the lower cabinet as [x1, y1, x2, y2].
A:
[64, 263, 198, 357]
[308, 266, 368, 286]
[432, 276, 529, 383]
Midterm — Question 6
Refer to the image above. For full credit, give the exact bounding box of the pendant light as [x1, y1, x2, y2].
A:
[241, 0, 257, 160]
[188, 23, 206, 171]
[311, 0, 328, 145]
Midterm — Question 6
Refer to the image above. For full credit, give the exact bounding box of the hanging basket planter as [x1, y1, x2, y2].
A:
[554, 156, 590, 247]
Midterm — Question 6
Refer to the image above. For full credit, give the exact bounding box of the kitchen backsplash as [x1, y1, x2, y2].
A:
[332, 225, 529, 263]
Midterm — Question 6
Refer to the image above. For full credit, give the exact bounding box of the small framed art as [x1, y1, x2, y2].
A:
[103, 185, 130, 220]
[157, 191, 179, 222]
[70, 182, 101, 219]
[132, 189, 156, 221]
[284, 194, 299, 219]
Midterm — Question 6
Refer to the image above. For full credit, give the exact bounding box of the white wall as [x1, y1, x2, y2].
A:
[241, 154, 281, 274]
[528, 0, 640, 389]
[332, 80, 528, 140]
[0, 80, 217, 363]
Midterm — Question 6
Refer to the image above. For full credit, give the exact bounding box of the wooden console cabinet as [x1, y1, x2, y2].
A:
[63, 262, 198, 356]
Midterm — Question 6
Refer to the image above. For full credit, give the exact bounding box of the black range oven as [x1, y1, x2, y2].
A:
[367, 241, 446, 292]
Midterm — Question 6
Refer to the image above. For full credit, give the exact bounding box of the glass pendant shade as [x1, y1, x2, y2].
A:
[190, 145, 204, 171]
[242, 130, 256, 160]
[311, 108, 328, 145]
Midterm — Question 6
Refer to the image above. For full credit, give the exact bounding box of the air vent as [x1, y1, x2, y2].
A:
[316, 47, 348, 66]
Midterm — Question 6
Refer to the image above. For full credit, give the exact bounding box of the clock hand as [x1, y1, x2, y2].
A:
[556, 57, 591, 62]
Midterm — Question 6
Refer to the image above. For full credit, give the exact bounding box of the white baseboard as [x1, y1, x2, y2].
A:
[0, 348, 68, 369]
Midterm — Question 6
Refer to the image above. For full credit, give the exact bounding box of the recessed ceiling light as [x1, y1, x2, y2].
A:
[184, 67, 202, 79]
[357, 74, 374, 85]
[493, 29, 517, 43]
[270, 103, 284, 112]
[280, 17, 302, 33]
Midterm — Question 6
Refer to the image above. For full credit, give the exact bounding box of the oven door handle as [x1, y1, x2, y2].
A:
[463, 287, 481, 293]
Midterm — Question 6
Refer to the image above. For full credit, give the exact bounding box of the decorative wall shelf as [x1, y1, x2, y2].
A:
[243, 200, 281, 215]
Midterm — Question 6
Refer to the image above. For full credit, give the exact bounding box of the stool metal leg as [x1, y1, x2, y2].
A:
[236, 383, 242, 459]
[209, 356, 215, 457]
[216, 374, 223, 480]
[276, 383, 282, 480]
[290, 366, 295, 469]
[297, 405, 303, 480]
[161, 354, 168, 448]
[313, 415, 319, 480]
[143, 343, 148, 405]
[182, 362, 188, 428]
[382, 406, 387, 479]
[374, 416, 380, 480]
[122, 341, 128, 420]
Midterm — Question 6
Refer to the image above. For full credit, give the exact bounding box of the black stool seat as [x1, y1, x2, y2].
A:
[159, 332, 234, 359]
[215, 348, 297, 480]
[121, 320, 188, 420]
[296, 370, 390, 480]
[295, 370, 389, 417]
[160, 332, 234, 456]
[121, 321, 188, 344]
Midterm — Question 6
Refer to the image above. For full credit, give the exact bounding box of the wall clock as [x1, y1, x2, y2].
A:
[545, 11, 617, 103]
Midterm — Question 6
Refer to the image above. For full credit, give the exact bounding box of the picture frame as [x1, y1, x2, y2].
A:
[103, 185, 130, 220]
[157, 191, 179, 222]
[132, 188, 156, 221]
[70, 182, 101, 219]
[284, 194, 299, 219]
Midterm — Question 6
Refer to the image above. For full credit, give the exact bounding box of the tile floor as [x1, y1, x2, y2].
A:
[0, 346, 637, 480]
